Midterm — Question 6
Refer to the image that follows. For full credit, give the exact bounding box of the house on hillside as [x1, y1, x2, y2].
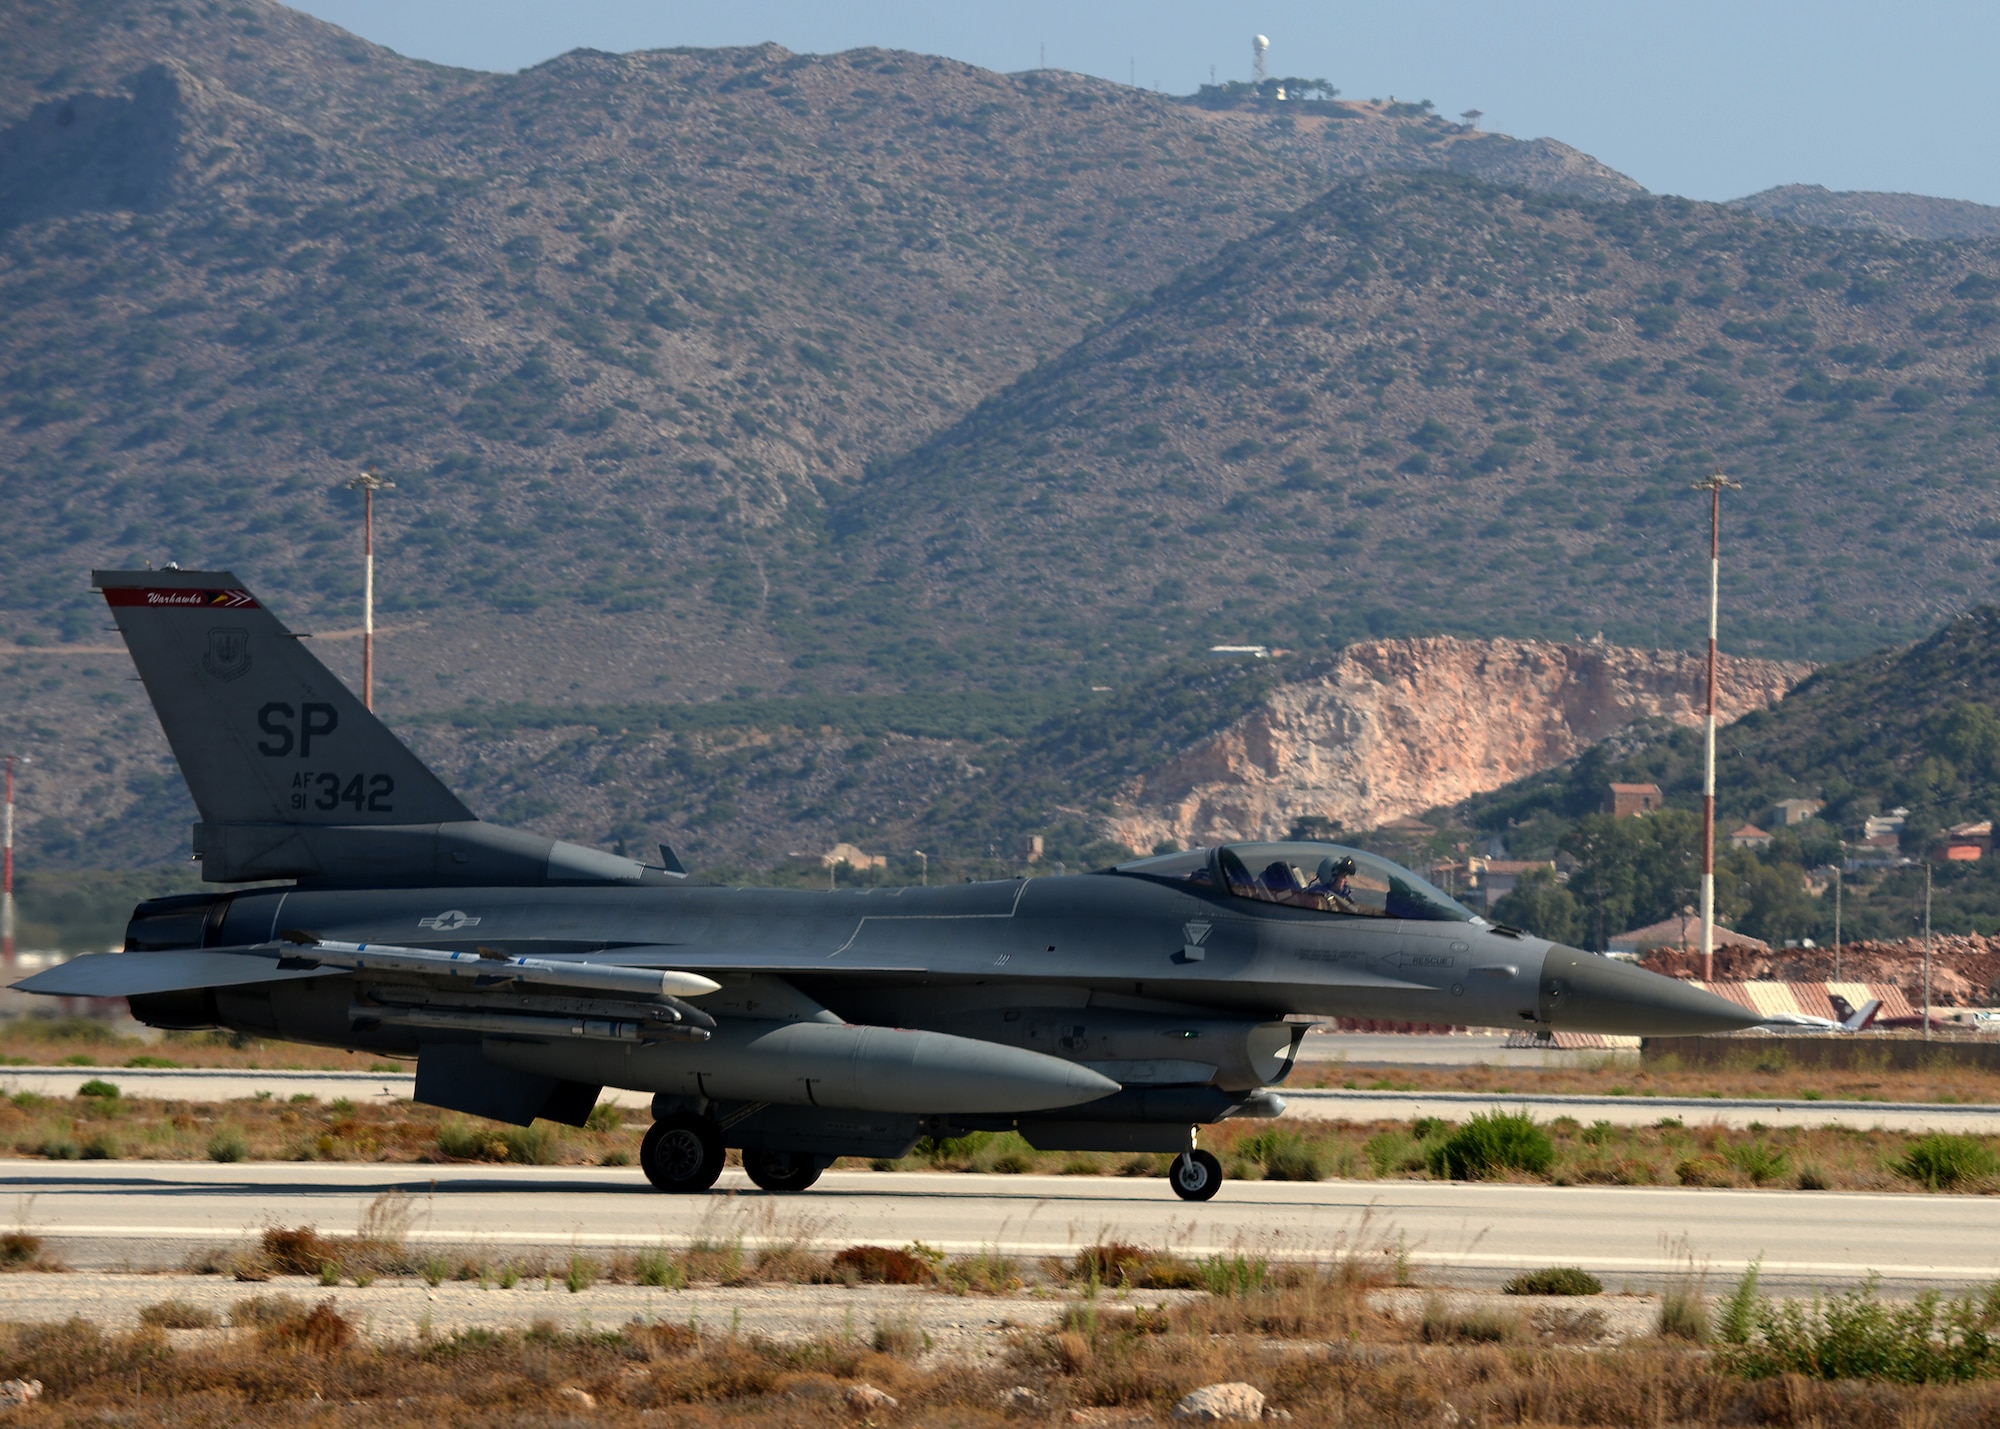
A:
[1605, 782, 1663, 817]
[1862, 807, 1908, 848]
[1729, 823, 1773, 851]
[1771, 797, 1824, 827]
[1938, 821, 1992, 861]
[1426, 856, 1556, 908]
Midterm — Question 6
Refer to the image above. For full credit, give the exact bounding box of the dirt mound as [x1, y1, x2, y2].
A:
[1642, 937, 2000, 1008]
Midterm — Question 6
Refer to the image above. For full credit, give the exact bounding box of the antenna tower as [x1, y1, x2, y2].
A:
[1253, 35, 1269, 86]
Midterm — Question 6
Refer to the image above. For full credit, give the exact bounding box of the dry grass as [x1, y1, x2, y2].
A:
[1300, 1042, 2000, 1104]
[8, 1083, 1998, 1196]
[0, 1018, 399, 1072]
[5, 1237, 2000, 1425]
[0, 1088, 637, 1166]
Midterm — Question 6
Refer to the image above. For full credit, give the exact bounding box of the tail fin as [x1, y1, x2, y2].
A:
[97, 569, 655, 888]
[95, 569, 471, 827]
[1841, 998, 1882, 1032]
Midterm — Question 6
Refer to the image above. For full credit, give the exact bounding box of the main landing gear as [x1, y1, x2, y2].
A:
[743, 1148, 824, 1193]
[640, 1114, 725, 1193]
[638, 1113, 825, 1193]
[1168, 1147, 1224, 1201]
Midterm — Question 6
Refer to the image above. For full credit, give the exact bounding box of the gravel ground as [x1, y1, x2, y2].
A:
[0, 1271, 1677, 1360]
[0, 1272, 1104, 1362]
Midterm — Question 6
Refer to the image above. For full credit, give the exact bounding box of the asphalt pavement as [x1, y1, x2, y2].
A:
[4, 1160, 1989, 1295]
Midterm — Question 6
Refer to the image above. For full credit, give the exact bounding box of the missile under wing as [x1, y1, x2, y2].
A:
[12, 570, 1760, 1201]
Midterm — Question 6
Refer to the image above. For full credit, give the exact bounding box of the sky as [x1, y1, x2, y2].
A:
[287, 0, 2000, 207]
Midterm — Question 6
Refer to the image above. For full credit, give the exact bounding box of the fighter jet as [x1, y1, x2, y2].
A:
[14, 570, 1761, 1200]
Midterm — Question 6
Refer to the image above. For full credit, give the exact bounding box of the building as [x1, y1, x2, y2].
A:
[1939, 820, 1991, 862]
[1428, 857, 1557, 908]
[1862, 808, 1908, 842]
[1608, 916, 1770, 956]
[1729, 823, 1773, 851]
[820, 842, 886, 872]
[1771, 798, 1824, 827]
[1605, 782, 1663, 818]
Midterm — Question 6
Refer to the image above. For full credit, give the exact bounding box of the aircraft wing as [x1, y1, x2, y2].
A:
[11, 948, 337, 998]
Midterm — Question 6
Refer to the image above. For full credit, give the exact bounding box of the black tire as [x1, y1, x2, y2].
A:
[742, 1148, 824, 1193]
[640, 1114, 725, 1193]
[1168, 1148, 1224, 1202]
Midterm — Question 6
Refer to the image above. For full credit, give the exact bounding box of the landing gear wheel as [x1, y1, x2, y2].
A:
[742, 1148, 824, 1193]
[1168, 1148, 1223, 1202]
[640, 1114, 725, 1193]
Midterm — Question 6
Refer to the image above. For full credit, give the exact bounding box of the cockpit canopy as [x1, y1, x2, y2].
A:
[1109, 841, 1480, 924]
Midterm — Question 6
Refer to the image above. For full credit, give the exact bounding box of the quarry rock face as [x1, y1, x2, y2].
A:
[1103, 638, 1809, 852]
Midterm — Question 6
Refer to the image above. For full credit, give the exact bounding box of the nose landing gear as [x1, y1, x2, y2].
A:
[1167, 1145, 1223, 1201]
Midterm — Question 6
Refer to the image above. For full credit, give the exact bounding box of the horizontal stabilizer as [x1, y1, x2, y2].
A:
[9, 949, 337, 998]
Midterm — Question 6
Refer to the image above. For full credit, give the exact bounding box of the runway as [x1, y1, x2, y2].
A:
[4, 1066, 1993, 1132]
[6, 1160, 1991, 1295]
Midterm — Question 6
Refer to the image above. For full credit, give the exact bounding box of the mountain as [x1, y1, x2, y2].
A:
[14, 1, 2000, 901]
[1457, 606, 2000, 847]
[1732, 185, 2000, 242]
[827, 172, 2000, 681]
[1453, 608, 2000, 945]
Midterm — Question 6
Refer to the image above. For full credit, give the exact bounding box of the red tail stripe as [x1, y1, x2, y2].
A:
[103, 589, 259, 609]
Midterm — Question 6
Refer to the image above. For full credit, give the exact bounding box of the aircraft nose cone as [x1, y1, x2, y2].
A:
[1539, 947, 1762, 1036]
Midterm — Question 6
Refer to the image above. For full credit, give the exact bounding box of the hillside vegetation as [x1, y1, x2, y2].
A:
[15, 2, 2000, 898]
[1461, 608, 2000, 946]
[832, 174, 2000, 683]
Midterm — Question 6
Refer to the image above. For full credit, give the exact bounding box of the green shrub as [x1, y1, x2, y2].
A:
[208, 1128, 249, 1164]
[1420, 1295, 1521, 1342]
[1726, 1141, 1790, 1186]
[1427, 1111, 1554, 1180]
[1504, 1266, 1602, 1297]
[81, 1132, 122, 1160]
[1658, 1286, 1710, 1342]
[1237, 1129, 1326, 1181]
[76, 1079, 119, 1099]
[499, 1123, 557, 1165]
[1724, 1276, 2000, 1382]
[634, 1246, 682, 1289]
[1896, 1134, 1998, 1190]
[38, 1137, 79, 1160]
[1364, 1129, 1423, 1177]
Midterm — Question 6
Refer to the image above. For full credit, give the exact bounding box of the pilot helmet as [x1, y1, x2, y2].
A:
[1318, 855, 1355, 882]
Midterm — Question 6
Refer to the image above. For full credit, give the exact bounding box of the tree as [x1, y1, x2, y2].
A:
[1491, 867, 1582, 945]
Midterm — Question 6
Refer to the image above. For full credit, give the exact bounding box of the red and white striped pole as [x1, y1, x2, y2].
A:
[1690, 473, 1740, 984]
[3, 754, 16, 970]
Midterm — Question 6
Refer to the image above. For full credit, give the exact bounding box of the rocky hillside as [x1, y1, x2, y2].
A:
[833, 173, 2000, 683]
[1732, 185, 2000, 241]
[1196, 97, 1643, 202]
[1098, 639, 1807, 852]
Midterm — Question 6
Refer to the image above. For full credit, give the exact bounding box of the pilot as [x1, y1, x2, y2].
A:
[1308, 855, 1360, 913]
[1261, 860, 1328, 910]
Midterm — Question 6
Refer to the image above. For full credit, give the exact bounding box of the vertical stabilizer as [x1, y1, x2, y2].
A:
[95, 569, 472, 828]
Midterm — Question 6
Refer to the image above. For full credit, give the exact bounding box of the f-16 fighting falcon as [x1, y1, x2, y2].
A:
[14, 570, 1761, 1200]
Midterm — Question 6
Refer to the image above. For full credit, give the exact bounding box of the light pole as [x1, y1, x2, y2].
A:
[914, 850, 928, 887]
[1831, 857, 1842, 982]
[346, 470, 393, 710]
[1690, 473, 1741, 982]
[1923, 861, 1933, 1041]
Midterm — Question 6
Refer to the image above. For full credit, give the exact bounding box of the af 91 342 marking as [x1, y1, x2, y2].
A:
[289, 771, 395, 813]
